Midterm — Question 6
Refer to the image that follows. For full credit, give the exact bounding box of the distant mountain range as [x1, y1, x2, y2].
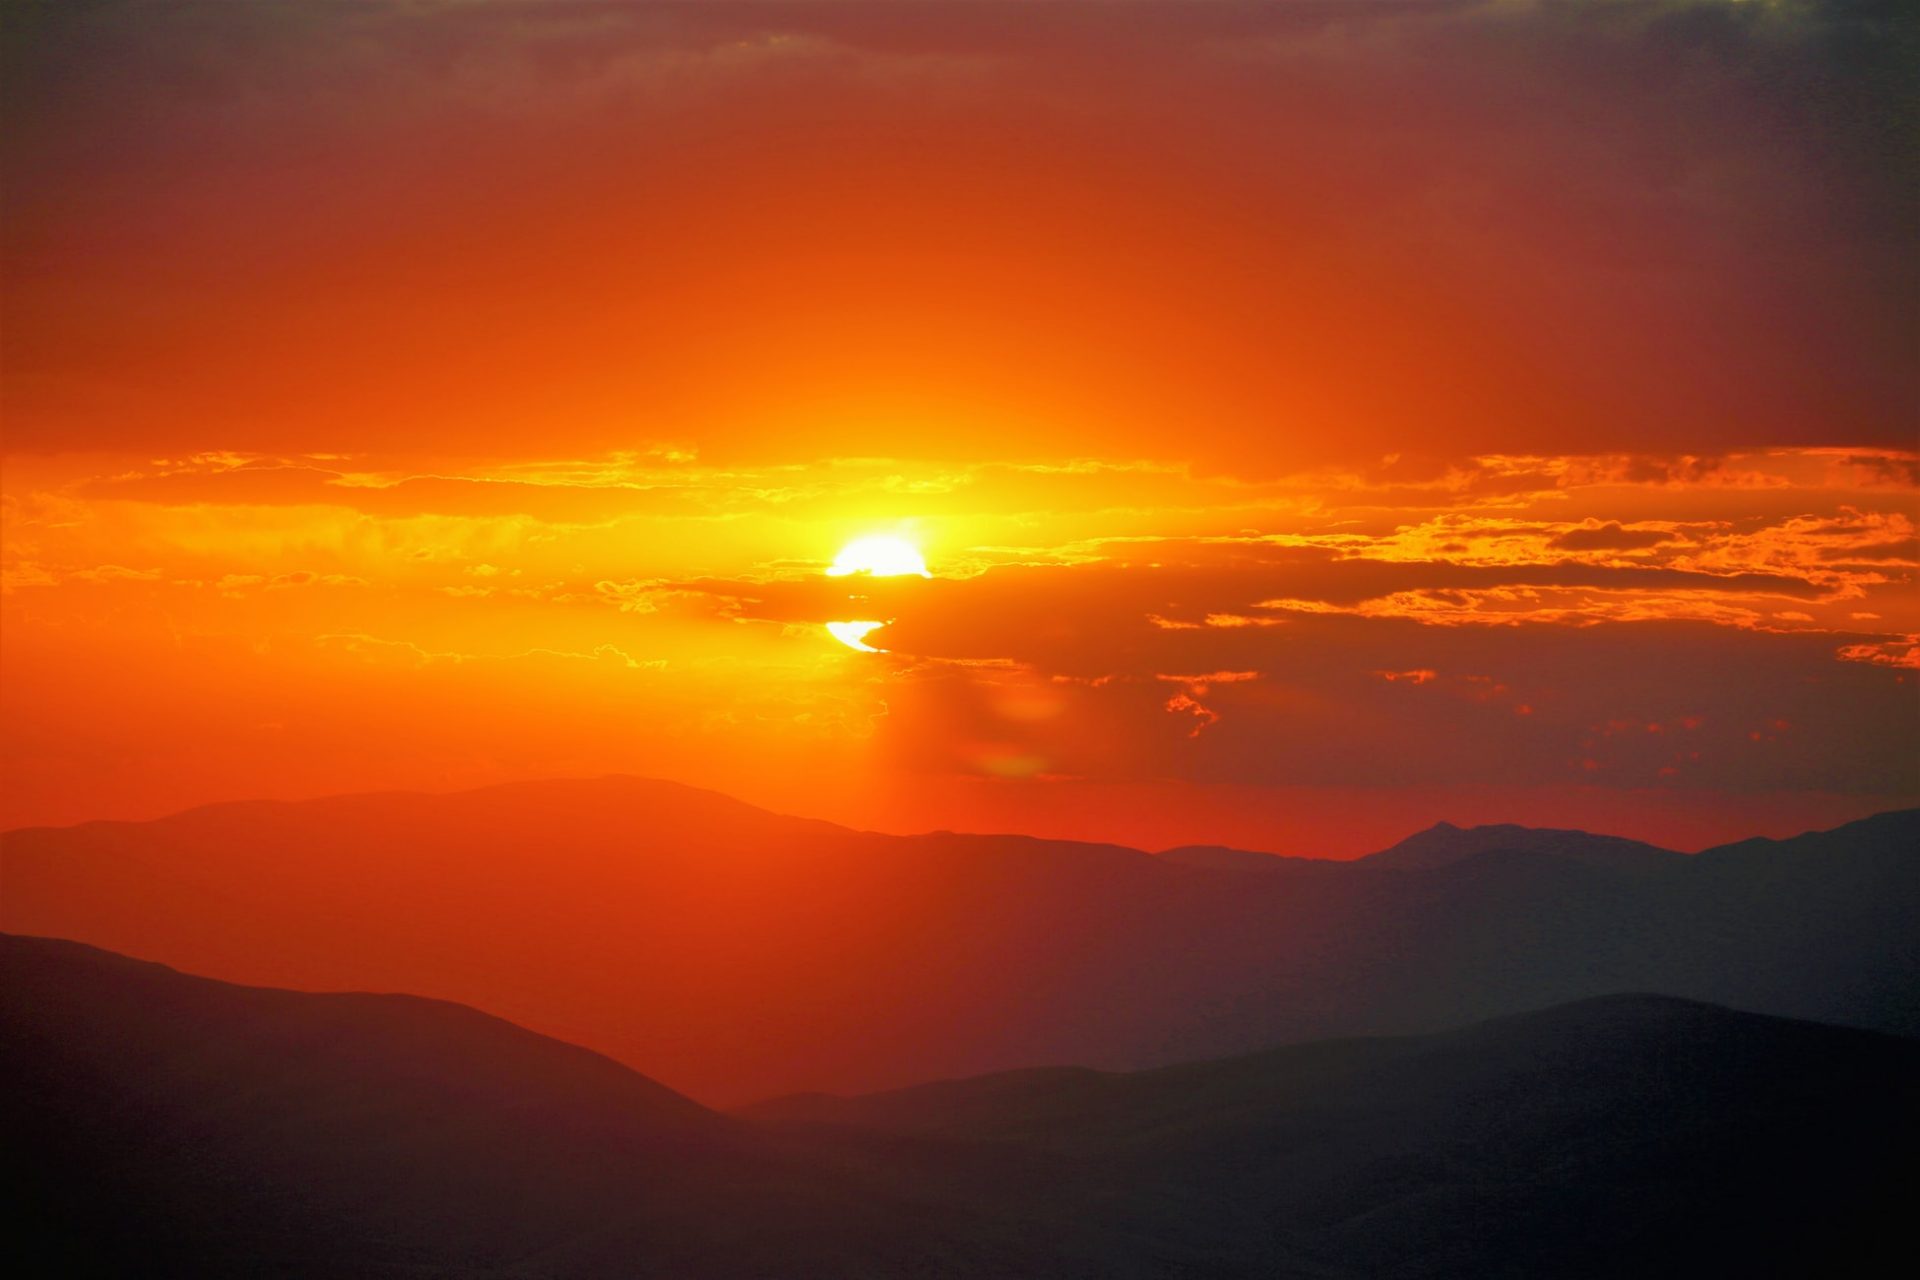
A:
[7, 934, 1913, 1278]
[1356, 819, 1686, 872]
[3, 777, 1915, 1104]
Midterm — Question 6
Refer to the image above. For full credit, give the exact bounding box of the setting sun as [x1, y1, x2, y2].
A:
[826, 535, 930, 579]
[826, 535, 927, 651]
[825, 620, 887, 653]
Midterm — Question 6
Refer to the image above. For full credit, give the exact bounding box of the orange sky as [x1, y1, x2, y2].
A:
[3, 2, 1916, 851]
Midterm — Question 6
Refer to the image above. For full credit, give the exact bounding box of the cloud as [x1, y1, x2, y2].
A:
[6, 1, 1913, 465]
[1838, 636, 1920, 670]
[1820, 538, 1919, 563]
[69, 564, 164, 584]
[315, 631, 665, 672]
[849, 606, 1917, 795]
[1550, 522, 1675, 552]
[659, 546, 1837, 655]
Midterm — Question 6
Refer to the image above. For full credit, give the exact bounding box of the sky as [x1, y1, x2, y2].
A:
[3, 0, 1916, 852]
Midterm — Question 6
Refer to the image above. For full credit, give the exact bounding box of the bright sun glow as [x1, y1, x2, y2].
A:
[825, 620, 887, 652]
[826, 536, 927, 651]
[827, 535, 930, 579]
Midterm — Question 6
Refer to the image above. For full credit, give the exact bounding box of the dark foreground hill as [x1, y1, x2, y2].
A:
[7, 935, 1915, 1279]
[3, 776, 1915, 1103]
[750, 994, 1920, 1279]
[0, 934, 1047, 1279]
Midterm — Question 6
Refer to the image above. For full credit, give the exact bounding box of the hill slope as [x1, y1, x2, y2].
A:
[749, 994, 1920, 1278]
[4, 776, 1915, 1103]
[9, 935, 1914, 1279]
[0, 934, 1057, 1278]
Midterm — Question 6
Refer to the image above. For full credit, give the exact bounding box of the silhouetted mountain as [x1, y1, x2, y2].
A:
[1361, 819, 1684, 872]
[3, 777, 1915, 1104]
[1696, 805, 1920, 864]
[9, 935, 1913, 1279]
[749, 993, 1920, 1278]
[1154, 843, 1319, 871]
[0, 934, 1049, 1278]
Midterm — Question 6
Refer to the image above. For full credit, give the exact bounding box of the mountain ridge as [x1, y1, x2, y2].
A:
[8, 770, 1911, 867]
[741, 989, 1911, 1136]
[0, 932, 1036, 1279]
[9, 934, 1914, 1279]
[4, 776, 1914, 1104]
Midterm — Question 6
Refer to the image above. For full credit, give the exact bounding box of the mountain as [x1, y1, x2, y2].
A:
[1695, 805, 1920, 864]
[3, 776, 1915, 1104]
[9, 935, 1913, 1279]
[748, 993, 1920, 1279]
[1154, 843, 1327, 872]
[1360, 819, 1684, 872]
[0, 934, 1044, 1279]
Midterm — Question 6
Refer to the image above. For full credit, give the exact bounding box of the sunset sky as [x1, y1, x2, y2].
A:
[4, 1, 1915, 851]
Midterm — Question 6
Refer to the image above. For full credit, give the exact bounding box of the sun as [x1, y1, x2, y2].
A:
[825, 620, 887, 653]
[827, 535, 930, 579]
[826, 535, 927, 651]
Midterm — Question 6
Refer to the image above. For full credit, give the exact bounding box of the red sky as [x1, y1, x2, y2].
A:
[3, 1, 1915, 852]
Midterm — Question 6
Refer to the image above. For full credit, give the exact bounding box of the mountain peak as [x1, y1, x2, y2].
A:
[1362, 820, 1681, 872]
